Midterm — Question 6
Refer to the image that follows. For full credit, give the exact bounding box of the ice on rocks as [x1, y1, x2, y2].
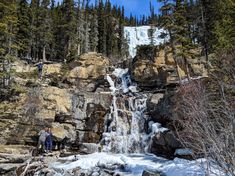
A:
[49, 152, 220, 176]
[124, 26, 166, 58]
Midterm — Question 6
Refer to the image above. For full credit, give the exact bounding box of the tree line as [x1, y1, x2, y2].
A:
[157, 0, 234, 82]
[159, 0, 235, 174]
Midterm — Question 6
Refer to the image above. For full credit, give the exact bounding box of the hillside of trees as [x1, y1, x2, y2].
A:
[1, 0, 234, 90]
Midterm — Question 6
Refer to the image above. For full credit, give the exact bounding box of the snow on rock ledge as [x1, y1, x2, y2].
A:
[124, 26, 166, 58]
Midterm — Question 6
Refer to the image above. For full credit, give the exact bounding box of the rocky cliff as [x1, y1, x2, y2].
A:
[0, 50, 207, 175]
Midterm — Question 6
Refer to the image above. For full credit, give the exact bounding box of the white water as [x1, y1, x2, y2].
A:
[102, 68, 149, 153]
[48, 68, 224, 176]
[124, 26, 166, 58]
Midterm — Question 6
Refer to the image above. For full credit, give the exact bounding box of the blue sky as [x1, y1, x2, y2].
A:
[94, 0, 161, 17]
[55, 0, 161, 17]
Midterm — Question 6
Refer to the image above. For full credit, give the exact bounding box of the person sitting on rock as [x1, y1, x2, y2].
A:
[38, 127, 49, 153]
[45, 127, 53, 153]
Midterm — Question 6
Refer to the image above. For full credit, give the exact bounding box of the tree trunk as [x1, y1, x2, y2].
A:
[77, 43, 80, 56]
[200, 1, 209, 63]
[43, 46, 46, 62]
[184, 57, 191, 82]
[169, 30, 182, 84]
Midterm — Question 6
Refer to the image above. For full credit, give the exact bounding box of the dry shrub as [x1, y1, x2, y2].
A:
[173, 76, 234, 175]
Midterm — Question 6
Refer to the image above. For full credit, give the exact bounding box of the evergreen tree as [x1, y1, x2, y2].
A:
[61, 0, 76, 61]
[173, 0, 196, 80]
[84, 1, 91, 53]
[213, 0, 235, 51]
[158, 0, 182, 83]
[16, 0, 31, 58]
[0, 0, 17, 88]
[97, 0, 106, 54]
[39, 0, 53, 61]
[89, 6, 99, 52]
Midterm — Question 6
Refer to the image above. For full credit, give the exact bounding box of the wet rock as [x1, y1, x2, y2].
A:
[149, 131, 182, 159]
[77, 131, 102, 144]
[78, 143, 101, 154]
[147, 92, 174, 127]
[73, 92, 111, 144]
[0, 163, 20, 175]
[0, 145, 32, 175]
[142, 170, 166, 176]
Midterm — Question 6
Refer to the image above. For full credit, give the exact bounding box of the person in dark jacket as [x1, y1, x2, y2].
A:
[35, 61, 43, 79]
[45, 127, 53, 153]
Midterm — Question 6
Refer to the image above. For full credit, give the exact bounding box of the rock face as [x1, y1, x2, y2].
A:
[67, 52, 110, 92]
[72, 92, 112, 144]
[150, 131, 182, 159]
[131, 46, 207, 89]
[147, 93, 174, 127]
[147, 92, 184, 159]
[0, 145, 32, 175]
[0, 57, 112, 151]
[0, 48, 201, 166]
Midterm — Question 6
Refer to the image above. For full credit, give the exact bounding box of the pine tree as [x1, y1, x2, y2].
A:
[16, 0, 31, 58]
[173, 0, 195, 80]
[51, 3, 64, 61]
[213, 0, 235, 51]
[39, 0, 53, 61]
[84, 1, 91, 53]
[149, 2, 156, 46]
[89, 6, 99, 52]
[0, 0, 17, 88]
[97, 0, 106, 54]
[105, 0, 113, 56]
[61, 0, 76, 61]
[158, 0, 182, 83]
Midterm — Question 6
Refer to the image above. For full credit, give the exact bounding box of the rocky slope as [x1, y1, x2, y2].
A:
[0, 48, 207, 175]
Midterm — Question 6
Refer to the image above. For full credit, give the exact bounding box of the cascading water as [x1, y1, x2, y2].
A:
[101, 68, 151, 153]
[49, 67, 216, 176]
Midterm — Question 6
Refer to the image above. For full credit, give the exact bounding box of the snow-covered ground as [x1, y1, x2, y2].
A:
[50, 152, 225, 176]
[124, 26, 166, 58]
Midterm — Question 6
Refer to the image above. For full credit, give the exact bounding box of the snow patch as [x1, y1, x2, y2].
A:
[49, 152, 224, 176]
[174, 149, 193, 156]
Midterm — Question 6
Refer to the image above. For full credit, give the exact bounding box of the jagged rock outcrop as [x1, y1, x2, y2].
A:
[131, 46, 207, 89]
[147, 92, 185, 159]
[0, 57, 112, 150]
[147, 93, 174, 127]
[67, 52, 111, 92]
[150, 131, 182, 159]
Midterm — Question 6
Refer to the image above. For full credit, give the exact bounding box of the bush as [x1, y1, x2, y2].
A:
[173, 49, 235, 175]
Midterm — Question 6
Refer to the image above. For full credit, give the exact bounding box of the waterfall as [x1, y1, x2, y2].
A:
[101, 68, 150, 153]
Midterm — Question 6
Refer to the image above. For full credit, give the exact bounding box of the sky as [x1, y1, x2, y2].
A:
[93, 0, 161, 17]
[55, 0, 161, 18]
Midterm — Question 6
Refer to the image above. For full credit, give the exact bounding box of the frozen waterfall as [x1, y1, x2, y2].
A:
[101, 68, 152, 154]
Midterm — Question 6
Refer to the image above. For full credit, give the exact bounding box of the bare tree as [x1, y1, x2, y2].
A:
[173, 76, 235, 176]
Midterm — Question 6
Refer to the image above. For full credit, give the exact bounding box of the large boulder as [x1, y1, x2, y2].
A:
[149, 131, 182, 159]
[147, 92, 174, 127]
[67, 52, 110, 91]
